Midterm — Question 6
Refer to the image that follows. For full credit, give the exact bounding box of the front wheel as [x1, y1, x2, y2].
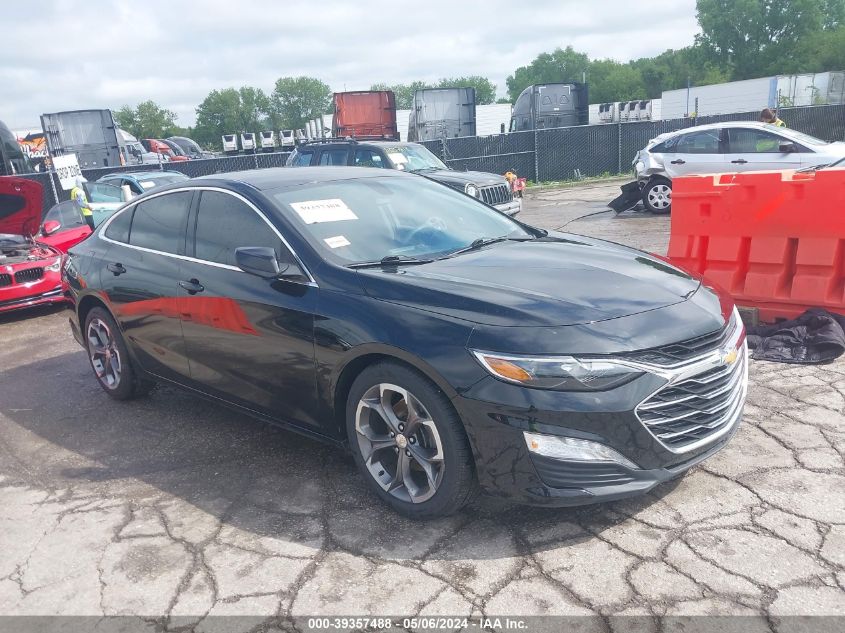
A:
[642, 178, 672, 214]
[346, 362, 477, 519]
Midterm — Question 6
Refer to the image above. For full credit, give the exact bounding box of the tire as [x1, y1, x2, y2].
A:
[642, 178, 672, 214]
[83, 307, 155, 400]
[345, 362, 477, 519]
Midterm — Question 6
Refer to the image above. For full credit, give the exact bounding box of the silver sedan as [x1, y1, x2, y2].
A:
[633, 121, 845, 213]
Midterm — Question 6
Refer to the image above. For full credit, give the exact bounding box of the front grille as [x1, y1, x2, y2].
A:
[0, 273, 11, 288]
[636, 346, 746, 450]
[624, 325, 729, 365]
[479, 183, 513, 207]
[14, 268, 44, 284]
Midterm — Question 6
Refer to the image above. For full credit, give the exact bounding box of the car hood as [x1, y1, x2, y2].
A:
[357, 234, 702, 326]
[0, 177, 43, 237]
[415, 169, 507, 188]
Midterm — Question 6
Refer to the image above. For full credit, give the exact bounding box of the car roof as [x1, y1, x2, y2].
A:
[674, 121, 796, 133]
[300, 140, 419, 149]
[197, 166, 407, 191]
[102, 171, 186, 180]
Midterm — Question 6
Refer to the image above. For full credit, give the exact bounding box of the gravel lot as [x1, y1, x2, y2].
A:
[1, 179, 844, 629]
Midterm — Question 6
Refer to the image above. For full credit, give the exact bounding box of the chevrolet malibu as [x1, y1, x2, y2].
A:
[63, 167, 748, 518]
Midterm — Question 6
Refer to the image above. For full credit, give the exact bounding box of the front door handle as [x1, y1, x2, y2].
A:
[731, 159, 748, 164]
[179, 279, 205, 295]
[107, 262, 126, 276]
[670, 159, 686, 165]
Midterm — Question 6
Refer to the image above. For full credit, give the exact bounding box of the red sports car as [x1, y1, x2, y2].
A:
[0, 177, 65, 314]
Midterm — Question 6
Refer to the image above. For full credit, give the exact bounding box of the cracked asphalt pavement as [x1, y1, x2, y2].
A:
[1, 179, 844, 628]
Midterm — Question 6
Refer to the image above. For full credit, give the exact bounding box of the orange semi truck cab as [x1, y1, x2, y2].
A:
[332, 91, 399, 140]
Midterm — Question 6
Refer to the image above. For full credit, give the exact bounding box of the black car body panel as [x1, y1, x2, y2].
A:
[64, 167, 746, 509]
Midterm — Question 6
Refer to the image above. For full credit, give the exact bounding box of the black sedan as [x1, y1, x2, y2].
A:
[63, 167, 748, 518]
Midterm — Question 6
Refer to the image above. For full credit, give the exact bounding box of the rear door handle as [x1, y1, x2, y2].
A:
[670, 159, 686, 165]
[107, 263, 126, 275]
[179, 279, 205, 294]
[731, 159, 748, 164]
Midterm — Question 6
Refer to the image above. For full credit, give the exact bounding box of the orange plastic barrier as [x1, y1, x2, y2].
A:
[668, 169, 845, 323]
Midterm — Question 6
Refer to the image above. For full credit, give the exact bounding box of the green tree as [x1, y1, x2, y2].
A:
[113, 100, 178, 139]
[695, 0, 844, 79]
[505, 46, 590, 102]
[436, 76, 497, 104]
[270, 76, 332, 130]
[193, 87, 273, 147]
[370, 81, 431, 109]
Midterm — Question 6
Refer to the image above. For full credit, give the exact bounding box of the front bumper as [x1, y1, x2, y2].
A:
[0, 271, 65, 314]
[494, 199, 521, 216]
[452, 338, 748, 507]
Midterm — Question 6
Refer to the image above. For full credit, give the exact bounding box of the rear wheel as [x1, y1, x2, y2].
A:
[346, 362, 476, 519]
[642, 178, 672, 214]
[84, 307, 155, 400]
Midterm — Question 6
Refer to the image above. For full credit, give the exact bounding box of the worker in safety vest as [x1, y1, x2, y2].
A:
[760, 108, 786, 127]
[71, 175, 95, 230]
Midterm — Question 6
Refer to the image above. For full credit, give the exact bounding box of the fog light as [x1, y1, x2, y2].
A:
[524, 432, 639, 469]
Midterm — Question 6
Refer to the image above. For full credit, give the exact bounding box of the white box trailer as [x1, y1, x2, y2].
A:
[259, 131, 276, 149]
[660, 71, 844, 119]
[240, 132, 256, 151]
[222, 134, 238, 153]
[279, 130, 295, 148]
[476, 103, 512, 136]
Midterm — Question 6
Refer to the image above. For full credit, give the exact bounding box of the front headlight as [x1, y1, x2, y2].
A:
[471, 351, 643, 391]
[465, 184, 480, 198]
[44, 257, 62, 272]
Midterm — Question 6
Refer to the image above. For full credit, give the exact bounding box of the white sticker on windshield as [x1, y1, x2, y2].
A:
[139, 181, 156, 189]
[387, 152, 408, 164]
[324, 235, 351, 249]
[290, 199, 358, 224]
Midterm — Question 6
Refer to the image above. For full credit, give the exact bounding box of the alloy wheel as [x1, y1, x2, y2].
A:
[355, 383, 445, 504]
[87, 318, 122, 389]
[647, 184, 672, 210]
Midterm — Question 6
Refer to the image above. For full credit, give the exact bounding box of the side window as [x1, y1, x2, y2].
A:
[104, 207, 134, 243]
[128, 191, 192, 254]
[651, 137, 678, 154]
[290, 150, 314, 167]
[728, 128, 787, 153]
[319, 149, 349, 166]
[194, 191, 284, 266]
[675, 130, 721, 154]
[353, 149, 385, 168]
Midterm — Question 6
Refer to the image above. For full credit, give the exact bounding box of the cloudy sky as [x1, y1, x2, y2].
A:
[4, 0, 700, 130]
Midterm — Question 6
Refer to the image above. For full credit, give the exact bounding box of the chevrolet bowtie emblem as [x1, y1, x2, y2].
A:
[721, 347, 738, 366]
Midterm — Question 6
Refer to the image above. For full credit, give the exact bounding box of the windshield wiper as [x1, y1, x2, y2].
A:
[348, 255, 434, 269]
[444, 235, 534, 258]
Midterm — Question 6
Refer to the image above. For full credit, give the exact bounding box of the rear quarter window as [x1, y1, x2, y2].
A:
[104, 208, 133, 243]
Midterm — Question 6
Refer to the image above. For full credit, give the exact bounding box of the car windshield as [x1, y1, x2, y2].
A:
[272, 176, 532, 264]
[383, 145, 447, 172]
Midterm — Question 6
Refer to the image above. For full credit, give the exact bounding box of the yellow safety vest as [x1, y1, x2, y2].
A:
[71, 186, 93, 217]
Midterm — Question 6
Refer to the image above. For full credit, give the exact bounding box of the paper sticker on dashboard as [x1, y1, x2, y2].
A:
[290, 199, 358, 224]
[324, 235, 351, 248]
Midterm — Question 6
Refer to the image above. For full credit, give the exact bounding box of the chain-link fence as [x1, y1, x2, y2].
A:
[22, 151, 291, 214]
[16, 103, 845, 215]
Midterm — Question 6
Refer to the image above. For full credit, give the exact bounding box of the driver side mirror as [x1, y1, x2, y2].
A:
[235, 246, 304, 280]
[779, 141, 797, 153]
[42, 220, 61, 236]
